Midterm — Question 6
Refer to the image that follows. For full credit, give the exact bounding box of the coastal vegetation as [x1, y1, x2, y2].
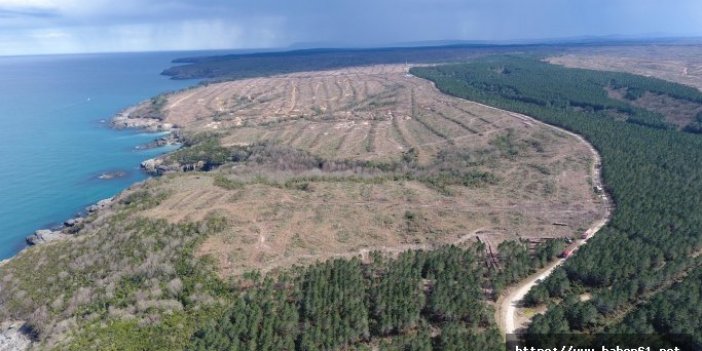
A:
[0, 189, 227, 349]
[412, 56, 702, 348]
[0, 185, 566, 350]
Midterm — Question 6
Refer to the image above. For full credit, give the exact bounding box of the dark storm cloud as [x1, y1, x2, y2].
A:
[0, 0, 700, 55]
[136, 0, 701, 46]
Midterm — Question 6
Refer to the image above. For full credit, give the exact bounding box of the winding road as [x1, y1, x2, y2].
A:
[475, 104, 613, 336]
[422, 76, 613, 336]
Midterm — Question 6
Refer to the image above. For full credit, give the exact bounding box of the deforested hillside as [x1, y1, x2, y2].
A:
[548, 45, 702, 92]
[0, 63, 605, 350]
[117, 65, 603, 275]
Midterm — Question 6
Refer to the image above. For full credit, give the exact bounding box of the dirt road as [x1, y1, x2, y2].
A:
[467, 102, 613, 336]
[498, 216, 609, 335]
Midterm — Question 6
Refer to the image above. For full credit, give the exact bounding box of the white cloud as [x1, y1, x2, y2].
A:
[30, 29, 68, 39]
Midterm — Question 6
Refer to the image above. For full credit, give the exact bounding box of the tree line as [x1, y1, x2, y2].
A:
[412, 56, 702, 349]
[188, 239, 562, 351]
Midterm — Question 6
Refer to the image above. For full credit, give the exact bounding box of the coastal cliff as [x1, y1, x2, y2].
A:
[110, 103, 175, 132]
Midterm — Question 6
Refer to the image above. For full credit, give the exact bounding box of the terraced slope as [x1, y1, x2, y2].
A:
[127, 65, 603, 276]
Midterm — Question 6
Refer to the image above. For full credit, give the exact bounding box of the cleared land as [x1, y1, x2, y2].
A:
[132, 65, 604, 276]
[549, 46, 702, 130]
[548, 45, 702, 91]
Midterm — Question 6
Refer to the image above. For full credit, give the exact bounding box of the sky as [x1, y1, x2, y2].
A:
[0, 0, 701, 56]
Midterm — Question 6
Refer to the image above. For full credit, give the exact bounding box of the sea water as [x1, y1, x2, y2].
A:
[0, 52, 196, 259]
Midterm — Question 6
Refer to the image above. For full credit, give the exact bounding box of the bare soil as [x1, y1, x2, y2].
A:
[547, 45, 702, 91]
[136, 65, 603, 276]
[606, 86, 702, 128]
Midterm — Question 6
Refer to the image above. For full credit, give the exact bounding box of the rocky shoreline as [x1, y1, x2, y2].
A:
[0, 97, 183, 351]
[7, 192, 130, 350]
[134, 132, 180, 150]
[112, 100, 185, 165]
[24, 197, 113, 246]
[15, 98, 184, 252]
[0, 91, 189, 351]
[110, 103, 176, 132]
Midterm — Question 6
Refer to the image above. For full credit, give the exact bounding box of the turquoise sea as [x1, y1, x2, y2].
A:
[0, 52, 196, 259]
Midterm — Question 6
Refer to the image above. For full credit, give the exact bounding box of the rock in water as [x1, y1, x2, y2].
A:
[97, 171, 127, 180]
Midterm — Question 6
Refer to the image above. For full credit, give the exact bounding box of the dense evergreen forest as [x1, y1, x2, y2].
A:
[188, 241, 564, 351]
[161, 44, 562, 80]
[412, 56, 702, 348]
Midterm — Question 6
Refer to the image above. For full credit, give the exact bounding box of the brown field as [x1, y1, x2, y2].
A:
[160, 65, 544, 164]
[547, 45, 702, 91]
[138, 65, 604, 276]
[606, 86, 702, 128]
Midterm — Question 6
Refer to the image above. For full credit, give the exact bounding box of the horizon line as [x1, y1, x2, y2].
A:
[1, 34, 701, 59]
